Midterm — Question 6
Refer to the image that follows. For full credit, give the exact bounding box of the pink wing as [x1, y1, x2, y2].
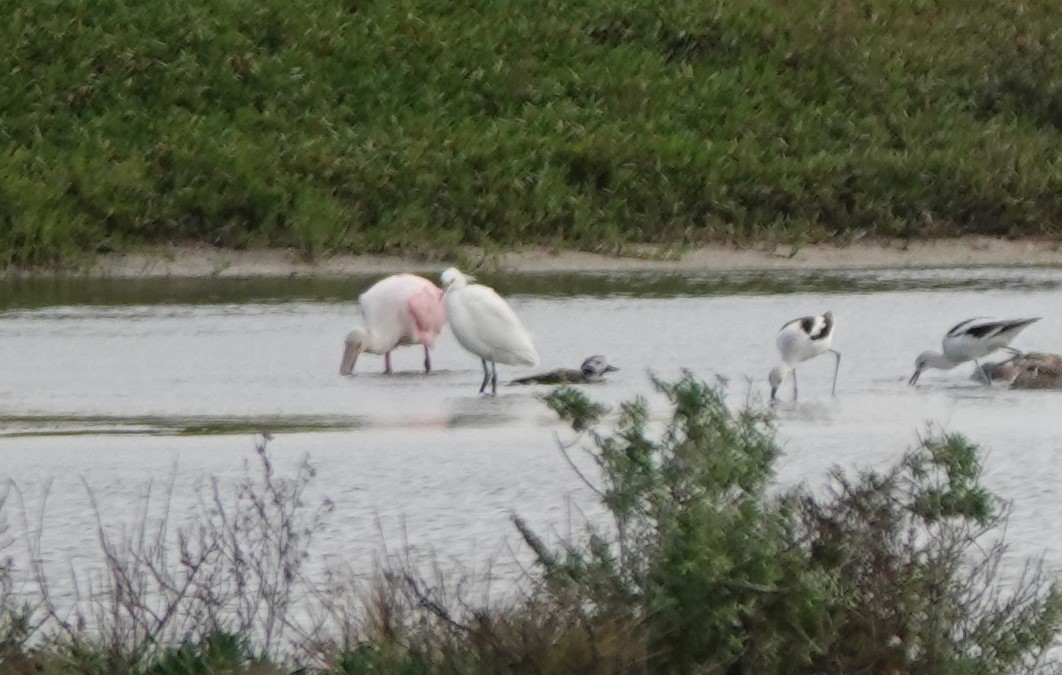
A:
[406, 283, 447, 347]
[360, 274, 445, 349]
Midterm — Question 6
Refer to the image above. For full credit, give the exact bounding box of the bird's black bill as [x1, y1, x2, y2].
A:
[907, 369, 921, 386]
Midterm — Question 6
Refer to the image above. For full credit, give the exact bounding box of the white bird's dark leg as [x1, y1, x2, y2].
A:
[384, 352, 393, 374]
[792, 369, 799, 400]
[829, 349, 842, 396]
[423, 345, 432, 373]
[490, 357, 498, 395]
[974, 359, 991, 386]
[479, 359, 491, 393]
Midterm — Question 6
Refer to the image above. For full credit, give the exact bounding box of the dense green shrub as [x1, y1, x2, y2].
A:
[525, 375, 1062, 673]
[2, 0, 1061, 264]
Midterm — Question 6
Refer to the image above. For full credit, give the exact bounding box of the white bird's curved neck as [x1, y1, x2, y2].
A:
[925, 351, 961, 370]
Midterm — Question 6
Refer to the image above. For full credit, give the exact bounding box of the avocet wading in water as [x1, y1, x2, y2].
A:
[440, 267, 539, 395]
[339, 274, 447, 375]
[909, 317, 1041, 386]
[769, 310, 840, 402]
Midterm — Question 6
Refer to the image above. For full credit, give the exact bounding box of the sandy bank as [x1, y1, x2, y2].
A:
[11, 237, 1062, 278]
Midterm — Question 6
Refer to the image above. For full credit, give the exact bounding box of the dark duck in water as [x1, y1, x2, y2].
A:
[510, 355, 619, 385]
[977, 352, 1062, 389]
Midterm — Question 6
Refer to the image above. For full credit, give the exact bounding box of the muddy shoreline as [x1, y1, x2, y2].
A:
[7, 237, 1062, 279]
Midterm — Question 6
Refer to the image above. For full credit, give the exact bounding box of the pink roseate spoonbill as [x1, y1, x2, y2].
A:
[909, 317, 1040, 386]
[440, 267, 538, 395]
[769, 310, 840, 402]
[978, 352, 1062, 389]
[510, 355, 618, 385]
[339, 274, 447, 375]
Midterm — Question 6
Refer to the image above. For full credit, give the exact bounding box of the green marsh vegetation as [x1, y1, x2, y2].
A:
[2, 0, 1061, 266]
[1, 375, 1061, 673]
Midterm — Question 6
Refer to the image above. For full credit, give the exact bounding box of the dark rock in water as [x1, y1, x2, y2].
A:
[510, 355, 618, 385]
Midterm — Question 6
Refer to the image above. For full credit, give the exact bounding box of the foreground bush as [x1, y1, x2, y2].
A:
[2, 0, 1062, 265]
[0, 376, 1059, 673]
[528, 376, 1062, 673]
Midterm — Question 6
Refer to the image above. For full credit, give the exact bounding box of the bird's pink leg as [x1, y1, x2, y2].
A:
[384, 352, 393, 374]
[423, 345, 432, 373]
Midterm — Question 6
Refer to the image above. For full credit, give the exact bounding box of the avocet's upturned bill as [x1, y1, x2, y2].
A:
[909, 317, 1040, 386]
[340, 274, 447, 375]
[440, 266, 539, 395]
[769, 310, 841, 402]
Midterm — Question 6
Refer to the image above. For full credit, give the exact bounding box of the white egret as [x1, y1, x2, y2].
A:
[440, 267, 538, 395]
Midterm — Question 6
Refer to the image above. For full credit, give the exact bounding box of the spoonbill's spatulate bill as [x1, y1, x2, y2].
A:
[510, 354, 618, 386]
[769, 310, 840, 401]
[339, 274, 447, 375]
[909, 317, 1040, 386]
[440, 267, 538, 395]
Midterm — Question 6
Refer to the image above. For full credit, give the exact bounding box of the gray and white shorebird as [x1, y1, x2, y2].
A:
[769, 310, 840, 401]
[909, 317, 1040, 386]
[510, 355, 619, 386]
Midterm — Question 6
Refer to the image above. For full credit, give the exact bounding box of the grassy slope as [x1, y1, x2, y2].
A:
[1, 0, 1060, 264]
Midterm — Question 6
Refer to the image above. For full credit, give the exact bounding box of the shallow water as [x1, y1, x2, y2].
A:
[3, 267, 1062, 597]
